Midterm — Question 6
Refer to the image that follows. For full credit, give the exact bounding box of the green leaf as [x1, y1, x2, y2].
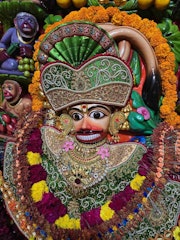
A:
[158, 18, 180, 63]
[120, 0, 138, 10]
[130, 50, 141, 86]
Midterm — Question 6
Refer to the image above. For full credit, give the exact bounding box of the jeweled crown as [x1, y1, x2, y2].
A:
[39, 21, 133, 111]
[41, 55, 133, 111]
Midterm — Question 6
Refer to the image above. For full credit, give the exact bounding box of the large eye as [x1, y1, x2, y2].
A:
[28, 18, 33, 24]
[7, 85, 12, 91]
[89, 111, 105, 119]
[71, 112, 83, 121]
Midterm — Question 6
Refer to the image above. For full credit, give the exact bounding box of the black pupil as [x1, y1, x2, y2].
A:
[93, 112, 101, 119]
[74, 113, 80, 120]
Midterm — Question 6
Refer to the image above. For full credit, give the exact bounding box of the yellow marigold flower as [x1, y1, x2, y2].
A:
[112, 226, 118, 231]
[142, 197, 147, 203]
[27, 151, 42, 165]
[130, 173, 146, 191]
[128, 213, 134, 220]
[31, 180, 49, 202]
[173, 226, 180, 240]
[55, 214, 80, 229]
[100, 200, 115, 221]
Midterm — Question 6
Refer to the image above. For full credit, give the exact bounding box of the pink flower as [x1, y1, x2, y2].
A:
[62, 141, 74, 152]
[97, 146, 110, 159]
[137, 107, 150, 120]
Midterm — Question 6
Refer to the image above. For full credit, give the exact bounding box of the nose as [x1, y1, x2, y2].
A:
[81, 115, 92, 129]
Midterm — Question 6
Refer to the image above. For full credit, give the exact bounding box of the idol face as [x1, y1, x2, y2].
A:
[68, 104, 111, 144]
[2, 80, 21, 102]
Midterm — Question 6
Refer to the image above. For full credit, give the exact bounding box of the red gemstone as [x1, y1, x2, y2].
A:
[75, 178, 81, 184]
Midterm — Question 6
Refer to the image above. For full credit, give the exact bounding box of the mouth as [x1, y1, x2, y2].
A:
[23, 27, 31, 32]
[76, 130, 106, 144]
[4, 95, 12, 100]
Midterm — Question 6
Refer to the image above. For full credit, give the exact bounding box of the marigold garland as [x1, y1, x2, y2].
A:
[29, 6, 179, 127]
[28, 147, 146, 231]
[27, 151, 42, 165]
[1, 109, 179, 239]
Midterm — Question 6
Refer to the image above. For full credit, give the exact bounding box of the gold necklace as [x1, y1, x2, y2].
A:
[6, 97, 22, 108]
[17, 30, 35, 44]
[56, 137, 109, 190]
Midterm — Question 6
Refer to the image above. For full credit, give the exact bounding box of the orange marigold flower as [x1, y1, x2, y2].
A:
[139, 18, 157, 36]
[160, 104, 172, 116]
[29, 87, 38, 95]
[78, 7, 92, 21]
[166, 52, 176, 66]
[149, 33, 167, 48]
[140, 28, 158, 41]
[34, 61, 40, 70]
[32, 97, 44, 111]
[62, 11, 80, 23]
[84, 6, 109, 23]
[162, 98, 177, 109]
[32, 70, 40, 83]
[93, 10, 109, 23]
[161, 70, 177, 84]
[106, 7, 120, 19]
[159, 61, 175, 72]
[169, 115, 180, 127]
[122, 13, 142, 29]
[111, 12, 128, 25]
[155, 43, 171, 58]
[39, 34, 46, 42]
[45, 21, 62, 34]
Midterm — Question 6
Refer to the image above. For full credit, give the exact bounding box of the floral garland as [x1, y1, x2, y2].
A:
[29, 6, 179, 127]
[28, 150, 147, 230]
[15, 124, 154, 239]
[0, 112, 179, 239]
[3, 112, 177, 238]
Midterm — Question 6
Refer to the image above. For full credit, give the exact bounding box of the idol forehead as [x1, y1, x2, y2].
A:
[68, 104, 112, 113]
